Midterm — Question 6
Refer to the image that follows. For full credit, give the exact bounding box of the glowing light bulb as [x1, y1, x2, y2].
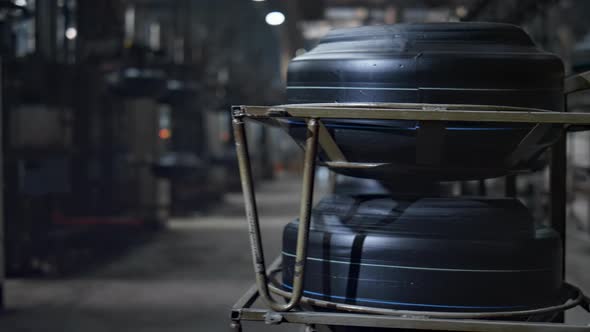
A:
[265, 11, 285, 26]
[65, 27, 78, 40]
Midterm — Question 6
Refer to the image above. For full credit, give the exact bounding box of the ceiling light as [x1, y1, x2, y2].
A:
[65, 27, 77, 40]
[455, 6, 468, 18]
[265, 11, 285, 26]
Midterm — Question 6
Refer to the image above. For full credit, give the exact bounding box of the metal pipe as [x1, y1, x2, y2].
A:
[240, 103, 590, 125]
[232, 116, 272, 307]
[290, 118, 319, 308]
[0, 59, 4, 311]
[551, 131, 568, 324]
[550, 134, 567, 277]
[232, 116, 319, 311]
[236, 307, 590, 332]
[266, 266, 587, 320]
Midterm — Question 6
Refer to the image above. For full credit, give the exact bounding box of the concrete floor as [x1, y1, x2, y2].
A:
[0, 177, 304, 332]
[1, 175, 590, 331]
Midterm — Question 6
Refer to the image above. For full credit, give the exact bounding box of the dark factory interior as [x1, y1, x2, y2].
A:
[1, 0, 590, 331]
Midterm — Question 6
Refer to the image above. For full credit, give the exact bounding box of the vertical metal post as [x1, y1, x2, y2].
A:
[232, 115, 268, 301]
[292, 118, 319, 299]
[36, 0, 58, 61]
[550, 134, 567, 323]
[550, 135, 567, 276]
[232, 110, 319, 312]
[0, 58, 4, 311]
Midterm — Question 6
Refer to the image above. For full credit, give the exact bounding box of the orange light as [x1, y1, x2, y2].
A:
[159, 128, 171, 140]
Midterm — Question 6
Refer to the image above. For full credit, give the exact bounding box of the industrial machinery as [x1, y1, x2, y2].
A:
[230, 23, 590, 331]
[2, 0, 174, 275]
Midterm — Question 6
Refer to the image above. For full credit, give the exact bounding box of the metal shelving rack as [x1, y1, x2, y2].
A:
[230, 93, 590, 331]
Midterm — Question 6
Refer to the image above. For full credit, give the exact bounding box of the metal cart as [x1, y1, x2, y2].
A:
[229, 71, 590, 332]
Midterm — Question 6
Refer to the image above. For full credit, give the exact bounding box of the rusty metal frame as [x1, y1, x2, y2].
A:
[230, 102, 590, 331]
[232, 301, 590, 332]
[231, 257, 590, 332]
[232, 114, 319, 312]
[237, 102, 590, 124]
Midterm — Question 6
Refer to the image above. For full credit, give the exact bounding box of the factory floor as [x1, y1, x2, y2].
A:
[1, 175, 590, 331]
[0, 176, 305, 332]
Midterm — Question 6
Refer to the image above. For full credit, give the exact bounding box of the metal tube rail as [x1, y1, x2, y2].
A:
[231, 257, 590, 332]
[235, 103, 590, 125]
[232, 115, 319, 312]
[265, 265, 588, 320]
[233, 308, 590, 332]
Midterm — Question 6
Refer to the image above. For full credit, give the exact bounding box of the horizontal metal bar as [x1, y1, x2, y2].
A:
[237, 308, 590, 332]
[236, 104, 590, 125]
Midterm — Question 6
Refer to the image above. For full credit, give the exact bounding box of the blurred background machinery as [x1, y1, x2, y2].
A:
[0, 0, 286, 275]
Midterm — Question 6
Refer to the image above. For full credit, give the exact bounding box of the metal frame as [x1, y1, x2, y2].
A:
[230, 102, 590, 331]
[0, 58, 4, 311]
[232, 116, 318, 312]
